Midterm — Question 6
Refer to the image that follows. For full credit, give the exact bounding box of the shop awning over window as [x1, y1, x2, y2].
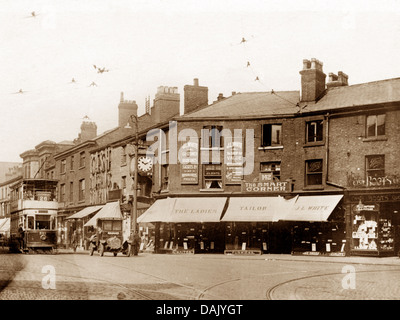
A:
[279, 195, 343, 222]
[66, 205, 104, 220]
[0, 218, 10, 233]
[221, 197, 290, 222]
[137, 198, 177, 223]
[169, 197, 228, 223]
[137, 197, 228, 223]
[84, 201, 123, 227]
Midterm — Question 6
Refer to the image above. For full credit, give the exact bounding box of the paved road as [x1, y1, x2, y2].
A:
[1, 248, 400, 300]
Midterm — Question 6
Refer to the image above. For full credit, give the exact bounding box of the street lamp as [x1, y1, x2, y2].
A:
[126, 114, 139, 255]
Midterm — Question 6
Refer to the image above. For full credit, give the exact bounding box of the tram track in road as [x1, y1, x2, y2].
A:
[9, 252, 400, 300]
[62, 254, 226, 300]
[47, 254, 217, 300]
[265, 267, 400, 300]
[0, 263, 154, 300]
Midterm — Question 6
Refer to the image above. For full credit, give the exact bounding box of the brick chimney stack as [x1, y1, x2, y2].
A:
[299, 58, 326, 102]
[151, 86, 180, 124]
[118, 92, 138, 128]
[184, 78, 208, 115]
[80, 116, 97, 141]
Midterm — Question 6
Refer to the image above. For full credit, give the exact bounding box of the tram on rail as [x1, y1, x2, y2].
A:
[8, 179, 58, 253]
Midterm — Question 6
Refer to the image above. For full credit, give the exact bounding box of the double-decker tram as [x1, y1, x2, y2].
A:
[8, 179, 58, 253]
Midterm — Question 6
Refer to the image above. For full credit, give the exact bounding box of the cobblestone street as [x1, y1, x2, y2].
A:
[2, 248, 400, 300]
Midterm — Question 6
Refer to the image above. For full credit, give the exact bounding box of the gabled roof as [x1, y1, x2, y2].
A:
[180, 91, 300, 119]
[305, 77, 400, 113]
[179, 77, 400, 120]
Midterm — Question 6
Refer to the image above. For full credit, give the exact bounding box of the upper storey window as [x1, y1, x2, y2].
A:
[202, 125, 223, 148]
[306, 120, 323, 143]
[366, 114, 385, 138]
[261, 124, 282, 147]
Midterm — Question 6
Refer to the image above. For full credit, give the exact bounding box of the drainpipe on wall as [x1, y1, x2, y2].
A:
[324, 113, 330, 185]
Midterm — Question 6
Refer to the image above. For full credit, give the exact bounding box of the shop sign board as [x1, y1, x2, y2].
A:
[355, 203, 376, 212]
[242, 174, 289, 193]
[225, 165, 243, 184]
[180, 141, 199, 184]
[347, 172, 400, 188]
[349, 193, 400, 203]
[225, 141, 243, 185]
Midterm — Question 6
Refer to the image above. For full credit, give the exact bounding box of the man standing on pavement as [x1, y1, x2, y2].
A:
[132, 231, 141, 256]
[17, 223, 25, 252]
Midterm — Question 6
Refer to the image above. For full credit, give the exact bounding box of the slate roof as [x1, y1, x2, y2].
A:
[180, 91, 300, 119]
[180, 78, 400, 119]
[306, 77, 400, 113]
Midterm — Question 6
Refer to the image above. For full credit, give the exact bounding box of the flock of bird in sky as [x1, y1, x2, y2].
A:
[10, 10, 300, 109]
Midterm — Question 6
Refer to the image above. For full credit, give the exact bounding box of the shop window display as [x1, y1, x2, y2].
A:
[292, 222, 346, 255]
[225, 222, 269, 252]
[156, 222, 225, 253]
[351, 203, 394, 256]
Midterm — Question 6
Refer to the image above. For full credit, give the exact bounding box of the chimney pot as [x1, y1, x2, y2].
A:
[193, 78, 199, 86]
[303, 59, 311, 70]
[329, 73, 338, 82]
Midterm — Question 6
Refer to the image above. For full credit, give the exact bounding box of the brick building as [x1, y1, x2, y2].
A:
[139, 58, 400, 257]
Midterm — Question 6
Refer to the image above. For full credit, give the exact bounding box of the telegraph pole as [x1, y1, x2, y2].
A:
[129, 114, 139, 255]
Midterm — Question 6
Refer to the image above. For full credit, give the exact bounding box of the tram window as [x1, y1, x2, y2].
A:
[36, 215, 51, 230]
[27, 216, 34, 229]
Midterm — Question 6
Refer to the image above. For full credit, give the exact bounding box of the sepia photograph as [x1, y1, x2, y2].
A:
[1, 0, 400, 313]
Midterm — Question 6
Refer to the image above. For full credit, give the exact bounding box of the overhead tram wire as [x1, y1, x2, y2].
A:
[231, 35, 301, 109]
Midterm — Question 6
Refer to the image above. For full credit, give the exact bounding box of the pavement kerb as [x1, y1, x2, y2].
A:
[55, 248, 400, 266]
[4, 247, 400, 267]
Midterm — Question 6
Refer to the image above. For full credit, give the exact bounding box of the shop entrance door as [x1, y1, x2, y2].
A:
[268, 222, 292, 254]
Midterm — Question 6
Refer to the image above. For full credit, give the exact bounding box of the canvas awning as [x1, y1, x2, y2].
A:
[137, 198, 177, 223]
[0, 218, 10, 233]
[66, 205, 104, 220]
[221, 196, 292, 222]
[169, 197, 228, 223]
[84, 201, 123, 227]
[137, 197, 228, 223]
[279, 195, 343, 222]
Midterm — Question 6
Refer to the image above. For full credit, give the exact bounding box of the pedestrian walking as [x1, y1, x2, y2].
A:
[71, 229, 78, 252]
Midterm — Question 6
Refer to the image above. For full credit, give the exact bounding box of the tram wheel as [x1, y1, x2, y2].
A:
[99, 243, 104, 257]
[113, 252, 118, 257]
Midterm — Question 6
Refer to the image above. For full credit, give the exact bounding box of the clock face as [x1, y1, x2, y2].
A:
[137, 156, 153, 172]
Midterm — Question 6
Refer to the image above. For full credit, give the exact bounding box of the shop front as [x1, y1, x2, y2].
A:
[279, 194, 346, 256]
[138, 197, 227, 254]
[346, 190, 400, 257]
[66, 205, 104, 250]
[221, 196, 294, 254]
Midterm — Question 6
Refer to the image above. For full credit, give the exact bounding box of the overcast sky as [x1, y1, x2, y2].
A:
[1, 0, 400, 162]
